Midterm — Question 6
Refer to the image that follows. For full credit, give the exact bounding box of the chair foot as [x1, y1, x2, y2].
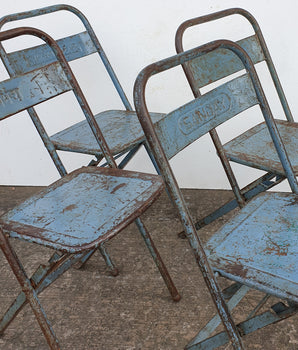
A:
[178, 230, 187, 239]
[74, 245, 119, 277]
[109, 267, 119, 277]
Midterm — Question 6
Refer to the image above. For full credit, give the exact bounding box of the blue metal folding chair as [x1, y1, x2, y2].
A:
[175, 8, 298, 229]
[0, 4, 163, 174]
[134, 39, 298, 349]
[0, 4, 166, 271]
[0, 27, 180, 350]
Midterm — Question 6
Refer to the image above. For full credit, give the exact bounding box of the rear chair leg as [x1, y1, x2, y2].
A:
[74, 244, 119, 276]
[0, 230, 60, 350]
[135, 218, 181, 302]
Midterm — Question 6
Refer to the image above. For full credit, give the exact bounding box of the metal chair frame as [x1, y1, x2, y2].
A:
[134, 39, 298, 349]
[0, 27, 180, 350]
[175, 8, 298, 229]
[0, 4, 165, 271]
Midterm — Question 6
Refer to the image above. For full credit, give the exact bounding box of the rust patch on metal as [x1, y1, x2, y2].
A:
[62, 204, 77, 213]
[110, 183, 126, 194]
[286, 196, 298, 206]
[227, 263, 248, 278]
[263, 237, 289, 256]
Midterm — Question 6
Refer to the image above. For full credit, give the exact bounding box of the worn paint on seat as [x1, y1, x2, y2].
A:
[224, 120, 298, 175]
[1, 167, 164, 252]
[51, 110, 165, 155]
[206, 192, 298, 302]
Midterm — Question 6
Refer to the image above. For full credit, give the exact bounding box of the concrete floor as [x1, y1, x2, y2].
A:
[0, 186, 297, 349]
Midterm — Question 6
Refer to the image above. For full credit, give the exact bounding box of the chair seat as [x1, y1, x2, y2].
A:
[223, 120, 298, 175]
[0, 167, 164, 253]
[50, 110, 165, 156]
[206, 192, 298, 303]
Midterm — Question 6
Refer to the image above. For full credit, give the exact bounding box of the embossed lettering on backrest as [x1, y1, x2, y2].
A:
[0, 62, 72, 120]
[187, 35, 265, 89]
[155, 73, 258, 159]
[6, 31, 97, 75]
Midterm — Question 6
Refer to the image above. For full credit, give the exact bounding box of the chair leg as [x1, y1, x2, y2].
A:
[134, 217, 181, 302]
[187, 285, 250, 349]
[73, 244, 119, 276]
[118, 144, 142, 169]
[0, 250, 89, 336]
[98, 244, 119, 276]
[186, 301, 298, 350]
[0, 230, 60, 349]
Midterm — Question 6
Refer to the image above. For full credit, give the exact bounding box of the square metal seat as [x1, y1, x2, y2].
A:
[0, 167, 164, 253]
[51, 110, 164, 156]
[206, 192, 298, 303]
[223, 120, 298, 175]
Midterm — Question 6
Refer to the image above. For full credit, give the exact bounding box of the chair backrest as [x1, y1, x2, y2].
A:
[175, 8, 293, 123]
[0, 27, 117, 170]
[134, 39, 298, 194]
[0, 4, 132, 111]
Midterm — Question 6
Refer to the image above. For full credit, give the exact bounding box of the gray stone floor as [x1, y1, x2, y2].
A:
[0, 186, 297, 349]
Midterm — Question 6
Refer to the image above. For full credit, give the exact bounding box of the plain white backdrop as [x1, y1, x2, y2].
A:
[0, 0, 297, 191]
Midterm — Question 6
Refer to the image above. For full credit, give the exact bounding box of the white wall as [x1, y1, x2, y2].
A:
[0, 0, 297, 190]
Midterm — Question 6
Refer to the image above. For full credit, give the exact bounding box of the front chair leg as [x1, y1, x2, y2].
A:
[0, 230, 60, 350]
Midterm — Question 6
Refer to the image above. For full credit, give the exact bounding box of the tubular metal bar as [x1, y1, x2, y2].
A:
[118, 143, 143, 169]
[135, 217, 181, 302]
[0, 249, 94, 336]
[186, 302, 298, 350]
[175, 7, 294, 123]
[187, 285, 250, 348]
[0, 4, 132, 111]
[246, 294, 270, 320]
[0, 230, 60, 349]
[76, 245, 119, 276]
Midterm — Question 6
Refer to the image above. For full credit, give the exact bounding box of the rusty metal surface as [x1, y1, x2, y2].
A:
[206, 192, 298, 303]
[223, 120, 298, 175]
[185, 35, 265, 89]
[175, 8, 293, 123]
[154, 74, 257, 160]
[0, 62, 72, 120]
[51, 110, 165, 156]
[0, 166, 164, 252]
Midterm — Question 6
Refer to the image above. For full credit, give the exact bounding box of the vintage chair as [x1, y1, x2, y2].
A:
[0, 4, 165, 270]
[0, 4, 164, 172]
[0, 27, 180, 350]
[134, 39, 298, 349]
[175, 8, 298, 228]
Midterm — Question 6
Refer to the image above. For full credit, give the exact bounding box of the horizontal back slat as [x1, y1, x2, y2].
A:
[0, 62, 72, 120]
[155, 74, 259, 159]
[6, 31, 97, 74]
[188, 35, 265, 89]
